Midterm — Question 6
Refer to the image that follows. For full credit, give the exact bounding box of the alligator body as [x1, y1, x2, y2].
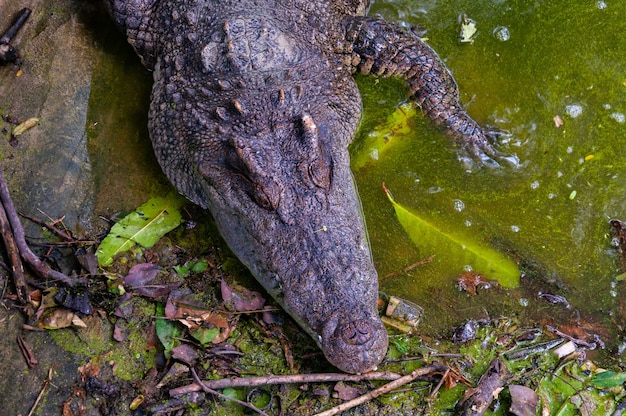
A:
[105, 0, 499, 373]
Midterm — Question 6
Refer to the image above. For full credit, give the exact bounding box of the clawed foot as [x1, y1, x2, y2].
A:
[457, 128, 520, 170]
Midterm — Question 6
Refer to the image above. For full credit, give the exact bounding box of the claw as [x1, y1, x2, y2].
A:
[461, 128, 520, 169]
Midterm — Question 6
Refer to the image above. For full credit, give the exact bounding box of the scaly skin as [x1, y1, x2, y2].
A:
[104, 0, 499, 373]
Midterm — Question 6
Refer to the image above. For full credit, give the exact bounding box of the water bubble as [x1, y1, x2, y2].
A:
[565, 104, 583, 118]
[519, 298, 529, 307]
[597, 1, 607, 10]
[530, 180, 540, 189]
[492, 26, 510, 41]
[453, 199, 465, 212]
[511, 225, 520, 233]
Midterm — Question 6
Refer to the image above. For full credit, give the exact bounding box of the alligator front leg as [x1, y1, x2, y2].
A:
[346, 17, 505, 167]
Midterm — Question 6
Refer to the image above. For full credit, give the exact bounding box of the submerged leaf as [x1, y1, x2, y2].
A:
[460, 15, 478, 43]
[351, 102, 418, 170]
[96, 194, 185, 266]
[383, 184, 521, 287]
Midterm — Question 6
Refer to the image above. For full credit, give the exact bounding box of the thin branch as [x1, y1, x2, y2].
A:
[313, 362, 447, 416]
[0, 165, 75, 286]
[0, 200, 28, 302]
[190, 368, 269, 416]
[27, 367, 52, 416]
[20, 212, 75, 242]
[430, 367, 449, 398]
[382, 255, 435, 281]
[170, 370, 403, 396]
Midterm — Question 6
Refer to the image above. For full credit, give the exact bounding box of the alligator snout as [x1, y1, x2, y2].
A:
[342, 319, 376, 345]
[321, 312, 388, 374]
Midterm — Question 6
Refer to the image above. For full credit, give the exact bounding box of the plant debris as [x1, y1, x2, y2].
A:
[459, 357, 512, 416]
[0, 180, 624, 414]
[459, 14, 478, 43]
[457, 271, 495, 295]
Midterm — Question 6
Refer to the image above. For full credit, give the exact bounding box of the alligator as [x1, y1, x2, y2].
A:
[104, 0, 501, 374]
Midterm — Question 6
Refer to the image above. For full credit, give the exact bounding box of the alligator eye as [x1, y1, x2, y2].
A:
[340, 319, 374, 345]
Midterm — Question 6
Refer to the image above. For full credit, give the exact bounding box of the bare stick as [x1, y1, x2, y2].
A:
[0, 201, 28, 302]
[190, 368, 269, 416]
[170, 370, 403, 397]
[21, 211, 75, 241]
[313, 363, 447, 416]
[0, 165, 75, 286]
[382, 255, 435, 281]
[27, 367, 52, 416]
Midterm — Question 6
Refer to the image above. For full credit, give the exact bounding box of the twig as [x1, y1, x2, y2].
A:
[17, 335, 38, 368]
[170, 370, 403, 396]
[382, 255, 435, 281]
[430, 367, 449, 398]
[546, 325, 597, 349]
[190, 368, 269, 416]
[27, 367, 52, 416]
[20, 212, 75, 242]
[313, 362, 447, 416]
[0, 200, 28, 302]
[0, 165, 75, 286]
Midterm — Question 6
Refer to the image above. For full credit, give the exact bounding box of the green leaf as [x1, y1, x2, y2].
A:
[351, 103, 418, 170]
[191, 259, 209, 273]
[96, 194, 186, 266]
[383, 184, 521, 287]
[174, 259, 209, 277]
[592, 371, 626, 388]
[222, 388, 244, 401]
[190, 327, 219, 346]
[155, 303, 183, 359]
[390, 337, 409, 355]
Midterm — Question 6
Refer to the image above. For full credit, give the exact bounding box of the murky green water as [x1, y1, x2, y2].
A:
[353, 1, 625, 353]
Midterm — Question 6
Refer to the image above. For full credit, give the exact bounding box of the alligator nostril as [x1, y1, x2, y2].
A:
[340, 319, 373, 345]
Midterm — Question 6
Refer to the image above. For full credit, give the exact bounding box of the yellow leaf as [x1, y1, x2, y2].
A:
[383, 184, 520, 288]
